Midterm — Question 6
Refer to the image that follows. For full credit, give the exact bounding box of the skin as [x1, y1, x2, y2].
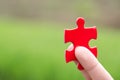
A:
[67, 44, 113, 80]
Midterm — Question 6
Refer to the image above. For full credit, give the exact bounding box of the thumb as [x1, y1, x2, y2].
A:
[75, 46, 113, 80]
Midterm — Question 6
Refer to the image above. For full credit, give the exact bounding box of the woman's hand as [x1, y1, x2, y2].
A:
[67, 44, 113, 80]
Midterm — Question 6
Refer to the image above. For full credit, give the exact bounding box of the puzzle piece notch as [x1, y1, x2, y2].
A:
[64, 17, 97, 70]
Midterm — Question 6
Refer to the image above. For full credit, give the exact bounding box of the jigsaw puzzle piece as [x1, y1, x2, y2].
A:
[64, 17, 97, 71]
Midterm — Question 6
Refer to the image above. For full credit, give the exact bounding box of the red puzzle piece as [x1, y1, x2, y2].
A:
[64, 17, 97, 70]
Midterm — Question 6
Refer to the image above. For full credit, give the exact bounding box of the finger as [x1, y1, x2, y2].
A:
[75, 46, 113, 80]
[67, 44, 74, 51]
[67, 44, 91, 80]
[81, 70, 92, 80]
[73, 61, 92, 80]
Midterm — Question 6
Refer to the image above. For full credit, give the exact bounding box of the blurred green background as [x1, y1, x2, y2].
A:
[0, 0, 120, 80]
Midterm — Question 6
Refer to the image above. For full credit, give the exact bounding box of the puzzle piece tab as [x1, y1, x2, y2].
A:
[64, 17, 97, 70]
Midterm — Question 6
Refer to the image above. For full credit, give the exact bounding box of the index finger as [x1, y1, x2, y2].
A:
[75, 47, 113, 80]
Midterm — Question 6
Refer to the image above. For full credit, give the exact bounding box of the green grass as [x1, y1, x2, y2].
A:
[0, 19, 120, 80]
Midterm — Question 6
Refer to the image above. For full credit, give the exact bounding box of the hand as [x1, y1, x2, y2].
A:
[67, 44, 113, 80]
